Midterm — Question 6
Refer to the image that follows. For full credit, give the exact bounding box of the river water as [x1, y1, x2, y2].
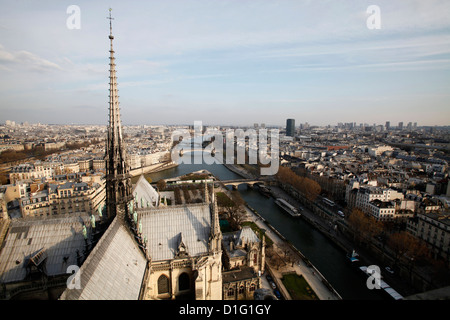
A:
[143, 152, 384, 300]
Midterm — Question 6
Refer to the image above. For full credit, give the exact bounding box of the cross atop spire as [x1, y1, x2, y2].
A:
[107, 8, 114, 39]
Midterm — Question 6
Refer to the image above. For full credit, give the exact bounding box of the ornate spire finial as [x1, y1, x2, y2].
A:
[107, 8, 114, 39]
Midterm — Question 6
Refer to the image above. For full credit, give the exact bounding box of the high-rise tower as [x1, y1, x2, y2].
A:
[105, 9, 133, 220]
[286, 118, 295, 137]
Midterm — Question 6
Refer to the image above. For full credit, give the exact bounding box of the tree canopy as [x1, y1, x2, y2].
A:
[276, 166, 321, 201]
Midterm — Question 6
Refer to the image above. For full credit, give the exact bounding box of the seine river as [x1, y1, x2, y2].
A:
[144, 152, 384, 300]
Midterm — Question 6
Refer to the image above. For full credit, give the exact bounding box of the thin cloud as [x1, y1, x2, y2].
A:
[252, 33, 450, 73]
[0, 44, 62, 72]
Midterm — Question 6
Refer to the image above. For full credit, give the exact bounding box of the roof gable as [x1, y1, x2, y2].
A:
[140, 204, 212, 261]
[133, 175, 159, 208]
[60, 217, 147, 300]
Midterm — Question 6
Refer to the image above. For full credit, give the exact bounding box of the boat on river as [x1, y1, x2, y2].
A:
[346, 250, 360, 264]
[275, 198, 301, 217]
[258, 185, 272, 198]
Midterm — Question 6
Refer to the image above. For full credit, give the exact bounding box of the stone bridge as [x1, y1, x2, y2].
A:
[219, 178, 266, 189]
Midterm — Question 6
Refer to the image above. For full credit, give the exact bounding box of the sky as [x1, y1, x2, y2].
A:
[0, 0, 449, 127]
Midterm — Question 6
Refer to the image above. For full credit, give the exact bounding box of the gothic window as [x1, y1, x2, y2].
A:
[158, 274, 170, 294]
[179, 273, 190, 291]
[227, 287, 234, 297]
[239, 285, 245, 295]
[118, 182, 125, 198]
[250, 283, 256, 292]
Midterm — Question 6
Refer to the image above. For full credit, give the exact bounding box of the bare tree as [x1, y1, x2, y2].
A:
[156, 179, 166, 191]
[278, 242, 295, 267]
[388, 231, 430, 278]
[276, 166, 321, 202]
[216, 191, 245, 230]
[266, 246, 285, 270]
[347, 208, 383, 245]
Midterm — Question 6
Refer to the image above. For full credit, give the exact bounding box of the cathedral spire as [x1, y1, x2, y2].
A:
[107, 8, 123, 157]
[105, 9, 133, 220]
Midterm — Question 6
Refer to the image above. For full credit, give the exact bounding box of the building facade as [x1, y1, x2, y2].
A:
[407, 212, 450, 263]
[136, 180, 223, 300]
[19, 180, 105, 218]
[347, 182, 409, 220]
[222, 226, 265, 300]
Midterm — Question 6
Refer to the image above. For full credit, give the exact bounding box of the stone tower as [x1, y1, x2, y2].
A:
[105, 9, 133, 220]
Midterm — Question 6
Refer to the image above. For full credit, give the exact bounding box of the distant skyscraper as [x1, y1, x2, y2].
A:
[398, 122, 403, 130]
[286, 119, 295, 137]
[105, 10, 133, 220]
[385, 121, 390, 131]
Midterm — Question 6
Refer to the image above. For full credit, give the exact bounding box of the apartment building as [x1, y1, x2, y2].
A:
[128, 151, 171, 169]
[355, 186, 404, 211]
[49, 180, 105, 216]
[78, 158, 93, 172]
[19, 189, 50, 217]
[9, 161, 61, 184]
[367, 199, 396, 220]
[9, 164, 36, 183]
[407, 212, 450, 262]
[346, 181, 408, 220]
[19, 180, 105, 218]
[92, 158, 104, 171]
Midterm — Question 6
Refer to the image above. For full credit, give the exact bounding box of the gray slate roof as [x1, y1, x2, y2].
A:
[236, 226, 260, 246]
[140, 203, 212, 261]
[60, 217, 147, 300]
[133, 175, 159, 208]
[0, 213, 91, 284]
[222, 227, 260, 258]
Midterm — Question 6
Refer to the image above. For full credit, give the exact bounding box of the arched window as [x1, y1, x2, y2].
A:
[179, 273, 190, 291]
[250, 283, 256, 292]
[158, 274, 170, 294]
[239, 285, 245, 295]
[118, 182, 125, 198]
[227, 287, 234, 297]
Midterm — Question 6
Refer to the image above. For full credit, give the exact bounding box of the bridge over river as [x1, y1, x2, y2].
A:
[219, 178, 270, 189]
